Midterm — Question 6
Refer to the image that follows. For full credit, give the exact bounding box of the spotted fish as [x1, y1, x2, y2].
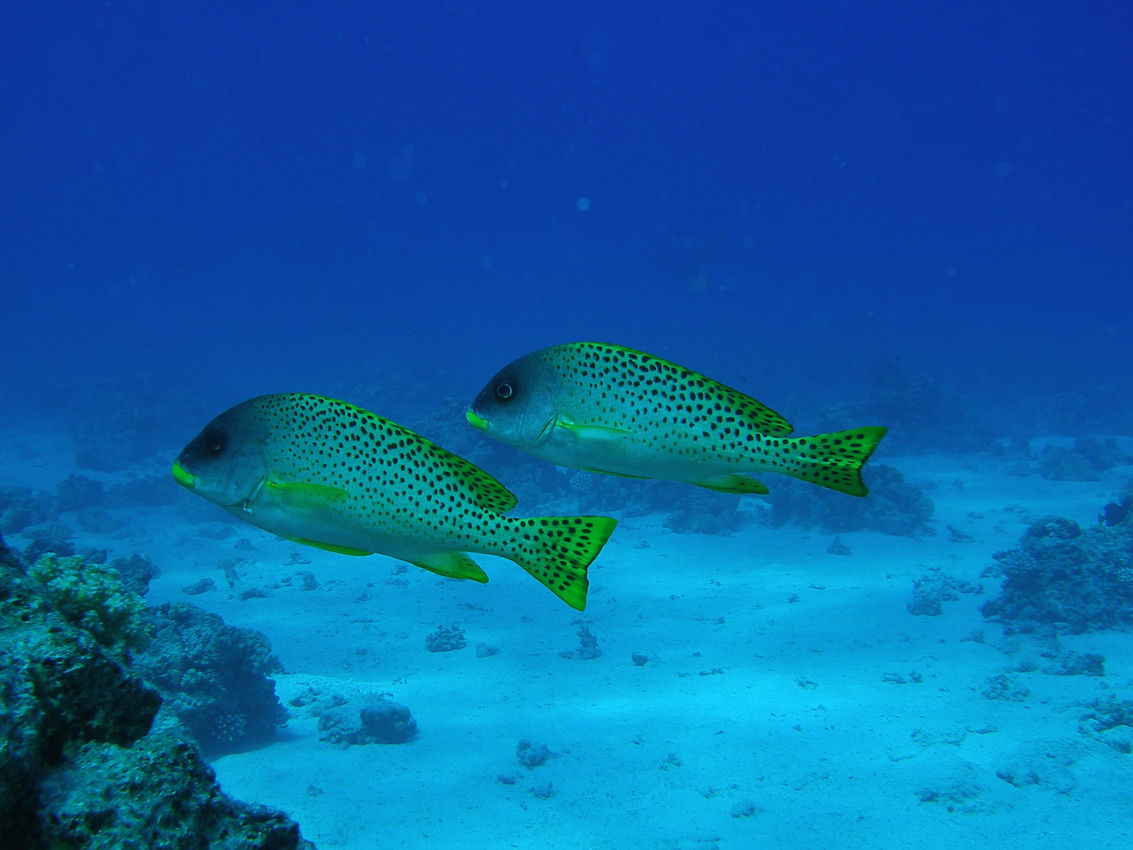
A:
[172, 393, 617, 610]
[467, 342, 887, 497]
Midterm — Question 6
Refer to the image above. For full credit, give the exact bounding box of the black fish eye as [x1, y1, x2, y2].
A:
[203, 428, 226, 455]
[495, 381, 515, 401]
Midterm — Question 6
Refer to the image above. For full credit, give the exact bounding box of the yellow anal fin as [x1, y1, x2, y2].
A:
[581, 467, 652, 480]
[692, 474, 770, 495]
[410, 552, 490, 583]
[286, 536, 371, 556]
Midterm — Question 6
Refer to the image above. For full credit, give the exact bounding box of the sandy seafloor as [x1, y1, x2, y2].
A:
[4, 427, 1132, 850]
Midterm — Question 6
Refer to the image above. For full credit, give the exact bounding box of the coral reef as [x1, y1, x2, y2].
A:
[0, 535, 313, 849]
[906, 568, 981, 616]
[55, 473, 106, 512]
[982, 481, 1133, 633]
[133, 602, 288, 751]
[0, 485, 53, 534]
[663, 486, 753, 535]
[18, 519, 76, 561]
[767, 463, 933, 536]
[28, 552, 153, 658]
[1038, 437, 1129, 481]
[820, 356, 991, 452]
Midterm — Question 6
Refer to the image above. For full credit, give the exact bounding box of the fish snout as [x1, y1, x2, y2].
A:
[171, 461, 197, 489]
[465, 409, 490, 432]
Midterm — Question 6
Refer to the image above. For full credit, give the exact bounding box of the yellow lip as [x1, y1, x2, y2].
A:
[171, 462, 197, 489]
[465, 409, 490, 431]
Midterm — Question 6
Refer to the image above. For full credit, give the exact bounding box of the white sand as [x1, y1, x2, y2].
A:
[7, 429, 1133, 850]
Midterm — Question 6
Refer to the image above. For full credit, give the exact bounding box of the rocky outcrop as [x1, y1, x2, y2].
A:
[0, 535, 314, 849]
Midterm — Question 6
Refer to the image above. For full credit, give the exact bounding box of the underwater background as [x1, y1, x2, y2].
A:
[1, 2, 1131, 849]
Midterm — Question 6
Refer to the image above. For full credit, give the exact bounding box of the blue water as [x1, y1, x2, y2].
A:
[2, 3, 1131, 846]
[3, 0, 1129, 434]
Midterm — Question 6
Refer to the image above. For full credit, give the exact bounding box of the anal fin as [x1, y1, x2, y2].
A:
[692, 474, 770, 495]
[410, 552, 490, 583]
[286, 536, 371, 556]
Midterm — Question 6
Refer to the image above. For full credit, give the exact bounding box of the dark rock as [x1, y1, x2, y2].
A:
[425, 624, 466, 652]
[39, 733, 315, 850]
[317, 696, 417, 745]
[516, 739, 555, 767]
[182, 578, 217, 595]
[827, 536, 852, 555]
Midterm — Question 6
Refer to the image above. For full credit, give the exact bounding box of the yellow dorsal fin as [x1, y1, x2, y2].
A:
[457, 464, 518, 515]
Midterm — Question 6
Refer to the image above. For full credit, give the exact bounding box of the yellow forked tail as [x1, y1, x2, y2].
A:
[783, 426, 888, 497]
[509, 515, 618, 610]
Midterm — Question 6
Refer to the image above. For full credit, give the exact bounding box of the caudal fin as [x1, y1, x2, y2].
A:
[783, 426, 888, 497]
[510, 515, 618, 610]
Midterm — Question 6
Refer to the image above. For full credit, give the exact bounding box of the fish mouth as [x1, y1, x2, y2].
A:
[171, 462, 197, 489]
[465, 409, 490, 432]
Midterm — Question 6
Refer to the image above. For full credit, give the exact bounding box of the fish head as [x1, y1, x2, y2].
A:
[467, 351, 559, 448]
[172, 398, 274, 510]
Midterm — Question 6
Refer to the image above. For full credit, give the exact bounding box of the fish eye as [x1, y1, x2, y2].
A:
[203, 428, 226, 455]
[495, 380, 516, 402]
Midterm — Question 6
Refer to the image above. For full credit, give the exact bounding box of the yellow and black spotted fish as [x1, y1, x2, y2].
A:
[172, 393, 616, 610]
[467, 342, 886, 497]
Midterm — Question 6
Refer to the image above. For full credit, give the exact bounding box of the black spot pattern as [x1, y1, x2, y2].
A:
[246, 394, 614, 608]
[536, 342, 796, 471]
[535, 343, 885, 496]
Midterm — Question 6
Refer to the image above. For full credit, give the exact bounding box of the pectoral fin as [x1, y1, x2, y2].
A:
[410, 552, 490, 583]
[691, 474, 770, 495]
[554, 418, 633, 441]
[264, 479, 351, 510]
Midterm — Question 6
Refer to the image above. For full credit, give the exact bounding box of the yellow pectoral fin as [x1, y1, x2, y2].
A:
[555, 418, 633, 441]
[285, 536, 372, 556]
[264, 479, 351, 510]
[692, 474, 771, 495]
[410, 552, 490, 583]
